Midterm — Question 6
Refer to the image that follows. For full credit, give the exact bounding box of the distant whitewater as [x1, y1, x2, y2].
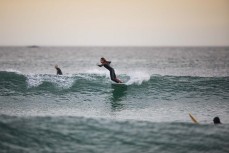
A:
[0, 47, 229, 153]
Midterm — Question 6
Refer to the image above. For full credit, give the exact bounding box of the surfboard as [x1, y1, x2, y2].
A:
[189, 113, 199, 124]
[111, 82, 127, 85]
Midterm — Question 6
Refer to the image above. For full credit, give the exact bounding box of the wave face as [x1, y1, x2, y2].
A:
[1, 71, 228, 95]
[0, 71, 229, 123]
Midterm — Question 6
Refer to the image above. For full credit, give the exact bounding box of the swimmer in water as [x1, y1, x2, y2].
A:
[213, 116, 221, 125]
[97, 57, 122, 83]
[55, 65, 63, 75]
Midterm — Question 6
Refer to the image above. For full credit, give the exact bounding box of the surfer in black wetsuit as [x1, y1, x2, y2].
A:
[55, 65, 63, 75]
[97, 57, 122, 83]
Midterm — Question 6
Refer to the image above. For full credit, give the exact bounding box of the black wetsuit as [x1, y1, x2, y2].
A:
[56, 68, 62, 75]
[99, 62, 119, 83]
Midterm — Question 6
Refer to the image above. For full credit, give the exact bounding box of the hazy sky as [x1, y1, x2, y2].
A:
[0, 0, 229, 46]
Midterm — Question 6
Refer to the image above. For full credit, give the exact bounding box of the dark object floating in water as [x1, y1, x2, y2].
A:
[27, 45, 40, 48]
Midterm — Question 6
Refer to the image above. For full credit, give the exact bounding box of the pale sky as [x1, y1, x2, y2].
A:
[0, 0, 229, 46]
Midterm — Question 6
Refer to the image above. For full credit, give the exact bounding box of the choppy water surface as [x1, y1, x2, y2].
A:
[0, 47, 229, 153]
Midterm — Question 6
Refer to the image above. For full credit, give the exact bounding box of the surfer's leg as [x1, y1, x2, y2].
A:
[110, 69, 122, 83]
[110, 70, 118, 83]
[114, 78, 122, 83]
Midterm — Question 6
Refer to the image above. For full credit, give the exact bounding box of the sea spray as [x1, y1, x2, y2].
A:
[125, 71, 151, 85]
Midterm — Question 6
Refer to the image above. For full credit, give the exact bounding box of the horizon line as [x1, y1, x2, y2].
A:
[1, 45, 229, 48]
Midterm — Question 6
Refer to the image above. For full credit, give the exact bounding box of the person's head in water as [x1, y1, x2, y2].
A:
[213, 117, 221, 124]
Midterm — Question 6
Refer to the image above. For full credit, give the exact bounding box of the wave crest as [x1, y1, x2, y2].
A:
[0, 71, 228, 96]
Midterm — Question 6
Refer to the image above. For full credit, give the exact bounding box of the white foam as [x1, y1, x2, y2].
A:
[125, 71, 151, 85]
[26, 74, 75, 89]
[3, 69, 23, 74]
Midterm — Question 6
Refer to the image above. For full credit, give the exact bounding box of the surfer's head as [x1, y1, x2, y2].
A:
[213, 117, 221, 124]
[55, 65, 59, 69]
[100, 57, 107, 64]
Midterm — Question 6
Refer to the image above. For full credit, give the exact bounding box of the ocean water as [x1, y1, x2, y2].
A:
[0, 46, 229, 153]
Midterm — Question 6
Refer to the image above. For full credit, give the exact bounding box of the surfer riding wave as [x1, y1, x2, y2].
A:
[97, 57, 122, 83]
